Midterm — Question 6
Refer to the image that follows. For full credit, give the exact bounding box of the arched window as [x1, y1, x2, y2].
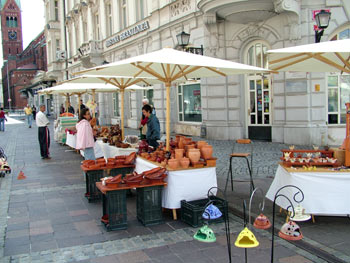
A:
[327, 27, 350, 124]
[6, 17, 10, 27]
[14, 17, 17, 27]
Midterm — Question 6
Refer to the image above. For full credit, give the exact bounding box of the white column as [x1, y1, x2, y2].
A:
[87, 5, 94, 41]
[79, 15, 84, 46]
[99, 0, 107, 39]
[71, 22, 77, 56]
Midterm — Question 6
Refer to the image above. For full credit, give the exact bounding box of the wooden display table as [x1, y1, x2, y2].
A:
[81, 164, 135, 202]
[96, 181, 167, 230]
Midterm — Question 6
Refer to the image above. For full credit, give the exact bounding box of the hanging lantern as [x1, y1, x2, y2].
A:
[234, 227, 259, 248]
[278, 221, 303, 241]
[253, 213, 271, 230]
[202, 204, 222, 220]
[193, 225, 216, 243]
[290, 205, 311, 222]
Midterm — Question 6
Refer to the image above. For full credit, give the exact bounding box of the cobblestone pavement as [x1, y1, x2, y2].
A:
[0, 119, 348, 263]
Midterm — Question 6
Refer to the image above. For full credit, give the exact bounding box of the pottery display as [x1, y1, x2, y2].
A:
[197, 141, 208, 149]
[279, 221, 303, 241]
[253, 214, 271, 229]
[188, 149, 200, 165]
[180, 157, 190, 168]
[168, 158, 179, 169]
[175, 149, 184, 160]
[201, 145, 213, 160]
[138, 139, 149, 153]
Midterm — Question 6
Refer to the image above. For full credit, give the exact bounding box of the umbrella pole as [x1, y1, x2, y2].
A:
[78, 94, 81, 116]
[65, 94, 69, 113]
[166, 82, 171, 151]
[121, 89, 125, 141]
[92, 89, 96, 118]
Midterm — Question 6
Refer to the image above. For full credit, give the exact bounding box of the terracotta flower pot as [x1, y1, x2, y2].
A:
[188, 149, 200, 165]
[197, 141, 208, 150]
[175, 149, 184, 160]
[180, 157, 190, 168]
[167, 158, 179, 169]
[175, 135, 181, 143]
[201, 145, 213, 160]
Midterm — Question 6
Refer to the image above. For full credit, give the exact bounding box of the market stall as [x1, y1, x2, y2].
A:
[266, 164, 350, 216]
[96, 140, 137, 160]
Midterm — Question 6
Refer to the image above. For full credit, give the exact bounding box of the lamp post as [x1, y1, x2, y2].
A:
[314, 9, 331, 43]
[176, 31, 203, 55]
[3, 60, 11, 111]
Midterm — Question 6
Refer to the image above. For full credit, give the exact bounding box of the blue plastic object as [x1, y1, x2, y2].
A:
[202, 204, 222, 220]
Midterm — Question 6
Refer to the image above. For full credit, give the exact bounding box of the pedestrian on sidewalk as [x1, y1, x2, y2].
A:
[32, 105, 37, 120]
[67, 102, 75, 115]
[36, 105, 51, 159]
[142, 104, 160, 149]
[0, 108, 7, 132]
[76, 108, 96, 160]
[24, 104, 33, 128]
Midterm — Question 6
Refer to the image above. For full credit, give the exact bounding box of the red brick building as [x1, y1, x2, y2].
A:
[1, 0, 47, 110]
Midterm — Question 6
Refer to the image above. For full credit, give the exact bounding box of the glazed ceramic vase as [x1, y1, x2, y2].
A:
[197, 141, 208, 150]
[180, 157, 190, 168]
[201, 145, 213, 160]
[188, 149, 200, 165]
[175, 149, 184, 160]
[167, 158, 179, 169]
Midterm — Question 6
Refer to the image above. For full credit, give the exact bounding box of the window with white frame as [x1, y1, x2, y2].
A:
[94, 13, 100, 40]
[106, 3, 113, 36]
[56, 39, 60, 51]
[119, 0, 127, 29]
[54, 0, 59, 21]
[113, 93, 120, 116]
[136, 0, 146, 21]
[178, 83, 202, 122]
[327, 28, 350, 124]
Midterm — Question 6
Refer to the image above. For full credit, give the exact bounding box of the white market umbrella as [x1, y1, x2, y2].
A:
[61, 75, 154, 139]
[268, 39, 350, 73]
[75, 47, 270, 150]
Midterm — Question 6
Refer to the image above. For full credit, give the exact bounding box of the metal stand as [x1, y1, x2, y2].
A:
[205, 187, 232, 263]
[271, 185, 305, 263]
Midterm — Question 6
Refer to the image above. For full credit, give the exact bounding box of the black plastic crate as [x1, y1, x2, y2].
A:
[102, 189, 128, 231]
[180, 196, 228, 227]
[136, 185, 164, 226]
[108, 166, 134, 178]
[84, 170, 104, 202]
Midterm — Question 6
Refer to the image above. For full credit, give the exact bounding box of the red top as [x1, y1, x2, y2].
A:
[0, 111, 5, 118]
[141, 116, 148, 126]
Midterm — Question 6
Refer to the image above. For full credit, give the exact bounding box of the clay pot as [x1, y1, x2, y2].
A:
[175, 135, 181, 143]
[201, 145, 213, 160]
[175, 149, 184, 160]
[188, 149, 200, 165]
[197, 141, 208, 150]
[180, 157, 190, 169]
[167, 158, 179, 169]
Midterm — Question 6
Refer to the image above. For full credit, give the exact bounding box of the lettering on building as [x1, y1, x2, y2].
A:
[106, 21, 149, 48]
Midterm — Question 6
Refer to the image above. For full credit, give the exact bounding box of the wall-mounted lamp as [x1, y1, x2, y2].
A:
[176, 31, 203, 55]
[314, 9, 331, 43]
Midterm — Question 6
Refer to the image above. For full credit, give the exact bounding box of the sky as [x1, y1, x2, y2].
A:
[0, 0, 45, 65]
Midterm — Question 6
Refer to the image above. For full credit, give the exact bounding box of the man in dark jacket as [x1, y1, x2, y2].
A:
[142, 104, 160, 149]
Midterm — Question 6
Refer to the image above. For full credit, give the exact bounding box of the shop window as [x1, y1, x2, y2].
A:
[143, 89, 154, 107]
[113, 93, 120, 116]
[54, 0, 59, 21]
[178, 83, 202, 122]
[327, 28, 350, 124]
[327, 74, 350, 124]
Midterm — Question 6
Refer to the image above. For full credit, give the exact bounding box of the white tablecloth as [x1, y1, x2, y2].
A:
[65, 132, 104, 159]
[135, 157, 217, 209]
[95, 140, 137, 160]
[266, 165, 350, 215]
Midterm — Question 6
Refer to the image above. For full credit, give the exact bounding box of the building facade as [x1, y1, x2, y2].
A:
[43, 0, 350, 146]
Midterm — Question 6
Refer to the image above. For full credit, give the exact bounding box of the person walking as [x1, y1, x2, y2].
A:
[32, 105, 37, 120]
[142, 104, 160, 149]
[76, 108, 96, 160]
[24, 104, 33, 128]
[67, 102, 75, 114]
[139, 99, 150, 139]
[0, 108, 7, 132]
[36, 105, 51, 159]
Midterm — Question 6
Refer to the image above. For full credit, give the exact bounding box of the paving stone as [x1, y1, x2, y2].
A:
[56, 237, 83, 248]
[6, 229, 29, 238]
[90, 255, 120, 263]
[4, 243, 30, 256]
[116, 250, 151, 263]
[30, 240, 58, 253]
[29, 226, 54, 236]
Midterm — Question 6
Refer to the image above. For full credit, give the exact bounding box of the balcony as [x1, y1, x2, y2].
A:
[78, 40, 104, 68]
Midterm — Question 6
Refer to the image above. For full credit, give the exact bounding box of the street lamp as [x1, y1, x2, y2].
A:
[176, 31, 204, 55]
[3, 60, 11, 111]
[314, 9, 331, 43]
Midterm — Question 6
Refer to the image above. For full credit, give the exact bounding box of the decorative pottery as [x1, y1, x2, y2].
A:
[188, 149, 200, 165]
[278, 221, 303, 241]
[290, 205, 311, 222]
[201, 145, 213, 160]
[178, 137, 185, 149]
[253, 214, 271, 230]
[168, 158, 179, 169]
[180, 157, 190, 168]
[175, 149, 184, 160]
[138, 139, 149, 153]
[197, 141, 208, 150]
[175, 135, 181, 143]
[234, 227, 259, 248]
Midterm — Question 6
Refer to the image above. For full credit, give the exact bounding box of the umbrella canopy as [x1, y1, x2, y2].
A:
[268, 39, 350, 73]
[60, 75, 153, 139]
[37, 82, 118, 95]
[75, 47, 270, 150]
